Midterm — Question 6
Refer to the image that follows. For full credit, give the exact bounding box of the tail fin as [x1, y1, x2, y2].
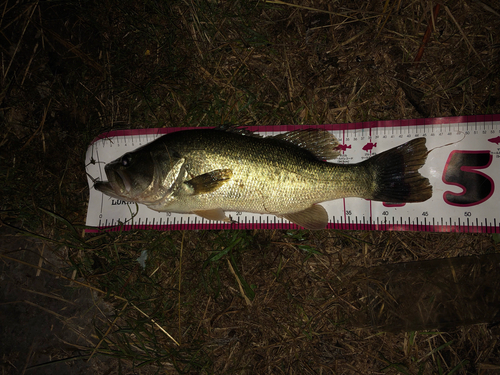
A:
[364, 138, 432, 203]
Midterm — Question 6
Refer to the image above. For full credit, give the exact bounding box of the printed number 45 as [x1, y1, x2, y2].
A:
[442, 151, 494, 207]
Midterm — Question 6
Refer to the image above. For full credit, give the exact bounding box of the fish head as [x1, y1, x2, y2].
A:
[94, 142, 188, 206]
[94, 147, 157, 202]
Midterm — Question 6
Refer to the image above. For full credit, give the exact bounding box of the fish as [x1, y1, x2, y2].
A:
[362, 142, 377, 152]
[94, 128, 432, 229]
[488, 136, 500, 145]
[338, 144, 351, 152]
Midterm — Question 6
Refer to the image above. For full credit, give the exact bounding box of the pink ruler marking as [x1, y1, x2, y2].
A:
[90, 114, 500, 144]
[85, 222, 499, 233]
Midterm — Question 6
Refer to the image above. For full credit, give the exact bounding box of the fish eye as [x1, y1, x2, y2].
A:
[121, 154, 132, 167]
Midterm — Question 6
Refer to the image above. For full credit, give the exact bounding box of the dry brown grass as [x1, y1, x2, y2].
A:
[1, 0, 500, 373]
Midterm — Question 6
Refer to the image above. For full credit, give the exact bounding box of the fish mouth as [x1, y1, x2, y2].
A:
[94, 169, 133, 199]
[94, 180, 124, 199]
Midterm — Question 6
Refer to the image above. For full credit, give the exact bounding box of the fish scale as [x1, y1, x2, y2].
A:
[86, 115, 500, 233]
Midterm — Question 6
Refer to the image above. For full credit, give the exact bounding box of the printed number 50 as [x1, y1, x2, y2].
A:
[442, 151, 494, 207]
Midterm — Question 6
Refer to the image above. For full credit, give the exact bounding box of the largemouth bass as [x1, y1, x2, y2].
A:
[94, 128, 432, 229]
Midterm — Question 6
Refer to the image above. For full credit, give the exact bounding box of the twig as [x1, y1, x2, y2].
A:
[87, 301, 129, 361]
[20, 98, 51, 152]
[265, 0, 356, 20]
[20, 42, 38, 87]
[227, 259, 252, 306]
[444, 5, 485, 67]
[414, 4, 441, 64]
[4, 1, 38, 80]
[131, 303, 180, 346]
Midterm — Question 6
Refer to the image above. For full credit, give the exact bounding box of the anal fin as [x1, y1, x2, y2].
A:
[282, 205, 328, 230]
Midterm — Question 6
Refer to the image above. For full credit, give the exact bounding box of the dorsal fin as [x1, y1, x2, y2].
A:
[214, 124, 262, 138]
[271, 129, 340, 160]
[215, 126, 339, 159]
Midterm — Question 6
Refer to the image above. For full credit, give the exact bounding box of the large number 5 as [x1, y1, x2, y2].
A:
[442, 151, 494, 206]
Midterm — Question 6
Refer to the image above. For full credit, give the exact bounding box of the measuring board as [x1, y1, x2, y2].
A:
[85, 115, 500, 233]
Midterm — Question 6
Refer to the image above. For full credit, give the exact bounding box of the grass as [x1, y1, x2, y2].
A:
[1, 0, 500, 373]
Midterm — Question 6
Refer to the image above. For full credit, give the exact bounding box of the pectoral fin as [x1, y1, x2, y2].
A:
[186, 169, 233, 195]
[193, 208, 230, 222]
[282, 205, 328, 230]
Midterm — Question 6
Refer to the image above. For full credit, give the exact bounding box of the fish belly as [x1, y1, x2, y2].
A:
[158, 160, 363, 215]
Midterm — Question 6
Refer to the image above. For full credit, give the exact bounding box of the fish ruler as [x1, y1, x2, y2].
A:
[85, 115, 500, 233]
